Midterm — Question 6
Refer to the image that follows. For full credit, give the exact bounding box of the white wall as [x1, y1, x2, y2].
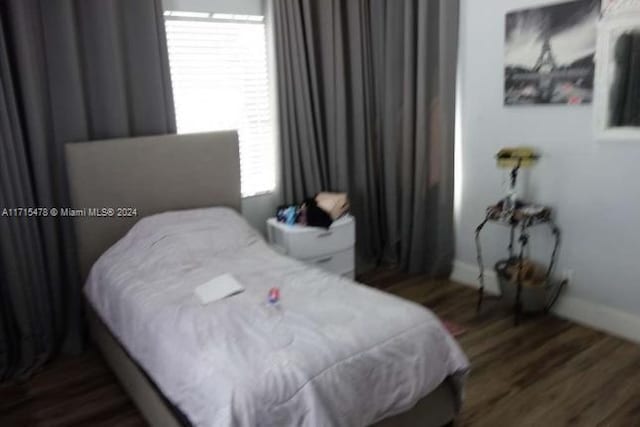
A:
[456, 0, 640, 327]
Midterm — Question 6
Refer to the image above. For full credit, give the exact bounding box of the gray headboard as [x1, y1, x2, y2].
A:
[65, 131, 241, 281]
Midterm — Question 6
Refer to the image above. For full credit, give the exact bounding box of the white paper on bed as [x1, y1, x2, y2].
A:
[194, 273, 244, 304]
[85, 208, 469, 427]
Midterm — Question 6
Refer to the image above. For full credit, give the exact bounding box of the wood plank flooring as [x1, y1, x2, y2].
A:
[2, 269, 640, 426]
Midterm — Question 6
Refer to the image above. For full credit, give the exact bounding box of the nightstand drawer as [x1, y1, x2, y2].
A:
[288, 224, 354, 258]
[267, 215, 355, 259]
[306, 248, 354, 276]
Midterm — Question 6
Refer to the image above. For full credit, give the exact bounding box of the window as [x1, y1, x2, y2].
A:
[164, 12, 275, 197]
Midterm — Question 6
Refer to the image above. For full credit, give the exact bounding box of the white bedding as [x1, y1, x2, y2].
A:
[85, 208, 469, 427]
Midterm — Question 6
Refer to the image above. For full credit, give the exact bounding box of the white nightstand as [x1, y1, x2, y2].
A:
[267, 215, 356, 279]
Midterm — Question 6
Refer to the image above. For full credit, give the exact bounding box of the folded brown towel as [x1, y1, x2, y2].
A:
[315, 192, 350, 220]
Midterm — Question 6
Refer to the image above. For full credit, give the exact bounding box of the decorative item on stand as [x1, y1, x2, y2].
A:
[496, 147, 539, 218]
[475, 147, 566, 325]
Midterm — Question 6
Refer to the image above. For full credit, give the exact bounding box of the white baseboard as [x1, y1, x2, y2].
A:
[451, 260, 640, 344]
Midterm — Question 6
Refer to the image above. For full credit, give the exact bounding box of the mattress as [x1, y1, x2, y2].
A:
[84, 208, 469, 427]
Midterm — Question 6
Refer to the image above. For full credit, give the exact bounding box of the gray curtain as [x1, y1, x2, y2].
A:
[273, 0, 459, 274]
[0, 0, 175, 380]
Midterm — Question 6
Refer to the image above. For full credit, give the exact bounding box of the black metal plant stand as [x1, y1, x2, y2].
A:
[475, 205, 561, 325]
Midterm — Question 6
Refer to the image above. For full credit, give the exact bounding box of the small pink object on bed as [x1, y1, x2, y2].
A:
[268, 287, 280, 304]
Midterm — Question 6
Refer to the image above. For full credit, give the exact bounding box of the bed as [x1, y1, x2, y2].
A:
[65, 131, 469, 427]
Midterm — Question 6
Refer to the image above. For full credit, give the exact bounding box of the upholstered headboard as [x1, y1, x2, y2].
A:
[65, 131, 241, 281]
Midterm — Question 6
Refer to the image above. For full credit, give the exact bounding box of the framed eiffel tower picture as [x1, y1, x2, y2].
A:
[505, 0, 601, 105]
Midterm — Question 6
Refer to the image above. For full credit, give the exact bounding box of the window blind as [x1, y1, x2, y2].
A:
[165, 14, 275, 197]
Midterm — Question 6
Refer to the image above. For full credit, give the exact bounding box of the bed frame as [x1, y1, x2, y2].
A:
[65, 132, 458, 427]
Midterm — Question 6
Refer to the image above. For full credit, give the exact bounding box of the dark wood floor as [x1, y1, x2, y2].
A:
[3, 270, 640, 426]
